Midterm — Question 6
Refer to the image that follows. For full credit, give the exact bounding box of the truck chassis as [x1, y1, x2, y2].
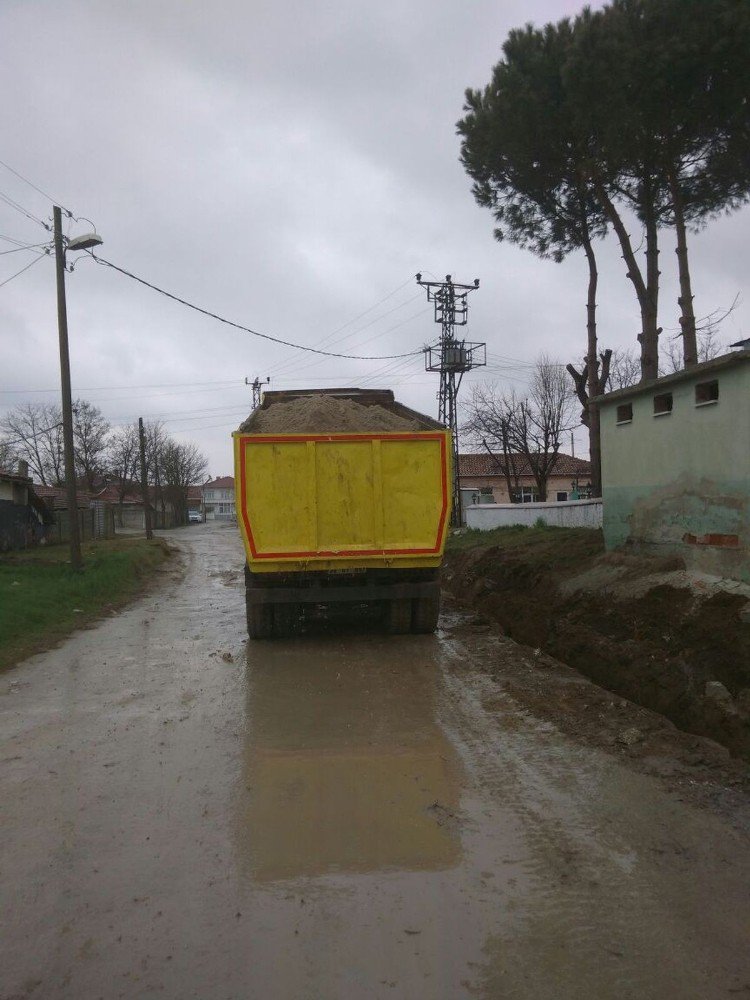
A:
[245, 565, 440, 639]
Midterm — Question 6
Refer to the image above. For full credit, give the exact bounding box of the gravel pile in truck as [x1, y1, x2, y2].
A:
[233, 389, 450, 639]
[239, 393, 425, 433]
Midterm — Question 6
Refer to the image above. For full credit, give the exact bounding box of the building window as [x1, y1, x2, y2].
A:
[205, 490, 214, 500]
[653, 392, 673, 416]
[695, 380, 719, 405]
[512, 487, 539, 503]
[478, 486, 494, 502]
[556, 491, 568, 502]
[616, 403, 633, 424]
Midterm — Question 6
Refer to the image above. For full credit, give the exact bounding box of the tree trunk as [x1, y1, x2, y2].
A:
[593, 180, 658, 381]
[582, 235, 603, 497]
[667, 163, 698, 367]
[642, 185, 661, 381]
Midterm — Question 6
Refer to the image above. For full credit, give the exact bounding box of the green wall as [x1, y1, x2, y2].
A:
[599, 360, 750, 581]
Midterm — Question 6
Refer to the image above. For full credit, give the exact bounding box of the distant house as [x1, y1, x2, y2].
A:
[0, 462, 51, 550]
[203, 476, 236, 521]
[594, 347, 750, 582]
[34, 483, 115, 541]
[187, 485, 203, 518]
[458, 452, 592, 506]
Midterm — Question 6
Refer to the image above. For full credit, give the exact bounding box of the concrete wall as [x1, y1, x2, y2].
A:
[599, 358, 750, 581]
[465, 498, 603, 531]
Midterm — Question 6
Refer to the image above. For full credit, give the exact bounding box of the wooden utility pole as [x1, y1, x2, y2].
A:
[138, 417, 153, 540]
[53, 206, 83, 571]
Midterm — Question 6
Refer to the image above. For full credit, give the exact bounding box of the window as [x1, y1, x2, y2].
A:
[556, 491, 568, 502]
[205, 490, 214, 500]
[695, 380, 719, 405]
[478, 486, 494, 501]
[653, 392, 673, 416]
[616, 403, 633, 424]
[518, 487, 539, 503]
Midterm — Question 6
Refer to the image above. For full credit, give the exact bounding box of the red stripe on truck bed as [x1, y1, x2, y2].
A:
[237, 432, 449, 560]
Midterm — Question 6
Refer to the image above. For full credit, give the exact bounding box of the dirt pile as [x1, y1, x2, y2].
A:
[444, 529, 750, 758]
[240, 394, 423, 433]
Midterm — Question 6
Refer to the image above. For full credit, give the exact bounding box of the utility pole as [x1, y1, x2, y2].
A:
[245, 376, 270, 409]
[53, 206, 82, 571]
[138, 417, 153, 540]
[416, 273, 485, 527]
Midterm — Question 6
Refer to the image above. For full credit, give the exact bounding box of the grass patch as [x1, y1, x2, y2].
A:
[447, 524, 604, 567]
[0, 537, 171, 671]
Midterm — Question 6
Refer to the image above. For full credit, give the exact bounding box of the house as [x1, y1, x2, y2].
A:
[34, 483, 115, 541]
[458, 452, 592, 506]
[594, 347, 750, 582]
[0, 462, 51, 550]
[203, 476, 236, 521]
[187, 485, 203, 519]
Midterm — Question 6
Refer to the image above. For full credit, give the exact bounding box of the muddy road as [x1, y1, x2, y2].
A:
[2, 523, 750, 1000]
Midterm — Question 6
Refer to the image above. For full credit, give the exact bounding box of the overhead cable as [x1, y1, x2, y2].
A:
[87, 252, 423, 361]
[0, 253, 46, 289]
[0, 158, 70, 216]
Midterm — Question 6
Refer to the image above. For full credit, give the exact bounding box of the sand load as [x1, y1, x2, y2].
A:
[239, 391, 429, 433]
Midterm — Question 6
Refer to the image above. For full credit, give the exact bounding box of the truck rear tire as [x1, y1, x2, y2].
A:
[412, 594, 440, 634]
[247, 599, 273, 640]
[385, 598, 412, 634]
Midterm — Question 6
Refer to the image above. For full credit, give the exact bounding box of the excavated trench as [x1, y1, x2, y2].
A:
[443, 534, 750, 759]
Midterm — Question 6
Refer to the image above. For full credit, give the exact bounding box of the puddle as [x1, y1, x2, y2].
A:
[234, 634, 463, 882]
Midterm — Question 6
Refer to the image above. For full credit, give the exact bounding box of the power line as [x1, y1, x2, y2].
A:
[0, 158, 71, 216]
[0, 254, 46, 289]
[88, 252, 423, 361]
[0, 189, 50, 230]
[1, 420, 63, 448]
[0, 242, 49, 256]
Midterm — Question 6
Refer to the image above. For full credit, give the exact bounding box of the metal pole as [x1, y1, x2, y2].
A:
[53, 206, 83, 571]
[138, 417, 153, 540]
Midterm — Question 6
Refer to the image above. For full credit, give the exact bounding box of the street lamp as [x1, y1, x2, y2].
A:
[53, 205, 102, 571]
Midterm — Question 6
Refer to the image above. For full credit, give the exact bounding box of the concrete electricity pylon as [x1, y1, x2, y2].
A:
[245, 376, 270, 409]
[416, 273, 485, 526]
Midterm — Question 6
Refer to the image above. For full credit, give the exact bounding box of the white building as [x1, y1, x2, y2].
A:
[202, 476, 236, 521]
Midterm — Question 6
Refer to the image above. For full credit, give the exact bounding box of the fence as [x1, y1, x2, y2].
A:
[465, 498, 603, 531]
[45, 503, 115, 545]
[0, 499, 46, 551]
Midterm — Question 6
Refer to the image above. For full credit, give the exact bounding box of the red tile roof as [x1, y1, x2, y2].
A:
[33, 485, 94, 509]
[203, 477, 234, 489]
[458, 452, 591, 478]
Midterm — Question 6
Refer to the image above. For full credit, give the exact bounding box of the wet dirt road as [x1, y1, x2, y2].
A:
[2, 523, 750, 1000]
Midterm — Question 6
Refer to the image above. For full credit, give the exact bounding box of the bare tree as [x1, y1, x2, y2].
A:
[72, 400, 110, 491]
[606, 349, 641, 391]
[464, 357, 577, 502]
[660, 318, 728, 375]
[0, 403, 64, 485]
[106, 423, 141, 523]
[161, 440, 208, 525]
[566, 347, 612, 497]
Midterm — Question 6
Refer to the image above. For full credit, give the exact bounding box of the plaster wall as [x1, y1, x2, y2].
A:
[466, 498, 603, 530]
[600, 362, 750, 581]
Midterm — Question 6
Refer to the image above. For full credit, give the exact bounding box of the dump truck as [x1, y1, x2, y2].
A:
[233, 388, 451, 638]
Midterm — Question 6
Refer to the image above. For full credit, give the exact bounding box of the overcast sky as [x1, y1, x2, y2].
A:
[1, 0, 747, 477]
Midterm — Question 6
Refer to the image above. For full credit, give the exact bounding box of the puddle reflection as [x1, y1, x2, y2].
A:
[235, 635, 462, 882]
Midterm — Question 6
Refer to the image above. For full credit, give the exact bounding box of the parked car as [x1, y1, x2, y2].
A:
[188, 510, 203, 524]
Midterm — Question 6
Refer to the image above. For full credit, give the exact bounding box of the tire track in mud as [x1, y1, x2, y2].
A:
[434, 622, 743, 1000]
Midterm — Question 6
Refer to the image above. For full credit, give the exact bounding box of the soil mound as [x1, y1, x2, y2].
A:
[240, 394, 423, 433]
[444, 530, 750, 759]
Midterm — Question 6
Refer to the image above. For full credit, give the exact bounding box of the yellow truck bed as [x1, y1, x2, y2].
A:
[233, 430, 451, 573]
